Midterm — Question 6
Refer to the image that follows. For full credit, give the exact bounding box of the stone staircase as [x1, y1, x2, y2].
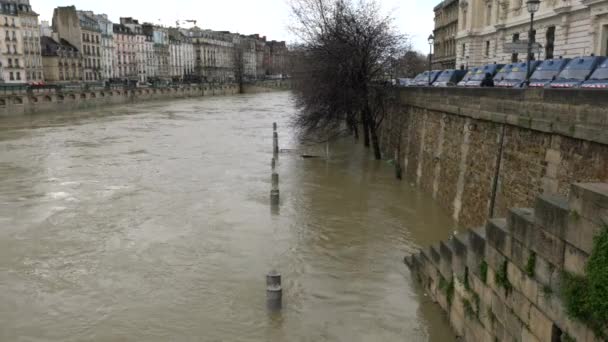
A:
[405, 183, 608, 341]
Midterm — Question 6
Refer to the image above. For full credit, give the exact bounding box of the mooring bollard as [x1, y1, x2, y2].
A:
[271, 157, 276, 170]
[270, 189, 280, 206]
[271, 172, 279, 190]
[273, 132, 279, 155]
[266, 270, 282, 310]
[273, 122, 277, 132]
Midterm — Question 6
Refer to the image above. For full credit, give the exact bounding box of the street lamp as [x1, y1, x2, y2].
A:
[525, 0, 541, 85]
[428, 34, 435, 86]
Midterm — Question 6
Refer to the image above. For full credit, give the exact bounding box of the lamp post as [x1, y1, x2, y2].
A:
[428, 34, 435, 86]
[525, 0, 541, 85]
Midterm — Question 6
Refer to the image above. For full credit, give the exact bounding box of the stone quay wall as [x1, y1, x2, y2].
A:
[381, 88, 608, 229]
[0, 83, 248, 117]
[404, 182, 608, 342]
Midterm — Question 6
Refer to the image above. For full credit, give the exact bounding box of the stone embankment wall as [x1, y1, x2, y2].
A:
[242, 79, 292, 94]
[381, 88, 608, 228]
[0, 84, 242, 117]
[405, 182, 607, 342]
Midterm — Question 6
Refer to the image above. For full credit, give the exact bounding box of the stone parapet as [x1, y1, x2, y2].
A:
[406, 182, 608, 342]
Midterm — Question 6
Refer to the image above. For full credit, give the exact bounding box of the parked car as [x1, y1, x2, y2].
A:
[410, 72, 427, 86]
[528, 58, 571, 88]
[496, 61, 542, 88]
[550, 56, 606, 88]
[433, 69, 468, 87]
[580, 60, 608, 89]
[457, 67, 479, 86]
[465, 63, 505, 87]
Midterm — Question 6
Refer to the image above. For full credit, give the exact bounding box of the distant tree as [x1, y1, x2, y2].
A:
[288, 0, 406, 159]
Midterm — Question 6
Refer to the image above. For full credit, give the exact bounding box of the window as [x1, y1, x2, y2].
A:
[9, 72, 13, 80]
[512, 33, 520, 63]
[485, 41, 490, 57]
[7, 58, 11, 66]
[16, 72, 20, 80]
[530, 29, 537, 60]
[14, 58, 18, 67]
[546, 27, 555, 59]
[461, 43, 466, 57]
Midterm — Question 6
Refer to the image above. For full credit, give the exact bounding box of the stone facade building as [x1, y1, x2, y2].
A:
[432, 0, 459, 69]
[168, 28, 194, 81]
[94, 14, 114, 81]
[455, 0, 608, 68]
[52, 6, 101, 82]
[40, 35, 81, 83]
[189, 28, 235, 82]
[0, 0, 43, 84]
[120, 18, 146, 83]
[113, 23, 137, 81]
[265, 40, 288, 76]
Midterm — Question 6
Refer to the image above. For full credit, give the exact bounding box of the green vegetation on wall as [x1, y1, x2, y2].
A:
[561, 227, 608, 339]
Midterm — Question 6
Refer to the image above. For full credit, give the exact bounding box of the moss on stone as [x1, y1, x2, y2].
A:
[480, 261, 488, 284]
[525, 252, 536, 278]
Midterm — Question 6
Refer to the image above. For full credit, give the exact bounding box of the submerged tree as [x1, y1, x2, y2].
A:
[288, 0, 406, 159]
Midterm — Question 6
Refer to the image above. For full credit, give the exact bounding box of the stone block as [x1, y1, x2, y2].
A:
[485, 244, 506, 275]
[567, 183, 608, 250]
[429, 244, 441, 268]
[451, 232, 468, 280]
[507, 262, 539, 306]
[564, 243, 589, 277]
[534, 253, 560, 291]
[491, 290, 523, 339]
[439, 241, 455, 280]
[535, 194, 570, 239]
[531, 227, 565, 268]
[510, 238, 533, 276]
[529, 305, 554, 341]
[565, 216, 603, 256]
[464, 316, 494, 342]
[522, 327, 541, 342]
[507, 208, 536, 246]
[468, 227, 486, 257]
[486, 218, 511, 258]
[505, 289, 532, 327]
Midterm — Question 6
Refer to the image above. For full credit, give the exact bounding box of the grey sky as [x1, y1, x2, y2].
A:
[32, 0, 435, 52]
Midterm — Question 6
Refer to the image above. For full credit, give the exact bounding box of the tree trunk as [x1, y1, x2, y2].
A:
[362, 111, 370, 148]
[370, 124, 381, 160]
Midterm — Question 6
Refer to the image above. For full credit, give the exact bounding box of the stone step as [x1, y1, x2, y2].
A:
[486, 218, 510, 258]
[567, 183, 608, 255]
[507, 208, 535, 247]
[534, 194, 570, 239]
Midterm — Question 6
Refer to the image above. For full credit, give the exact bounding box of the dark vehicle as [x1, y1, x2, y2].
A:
[413, 70, 442, 86]
[528, 58, 571, 88]
[433, 69, 467, 87]
[457, 67, 479, 86]
[550, 56, 606, 89]
[581, 60, 608, 89]
[496, 61, 542, 88]
[492, 63, 517, 84]
[465, 63, 504, 87]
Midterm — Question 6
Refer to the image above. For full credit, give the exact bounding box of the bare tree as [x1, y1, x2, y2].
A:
[288, 0, 406, 159]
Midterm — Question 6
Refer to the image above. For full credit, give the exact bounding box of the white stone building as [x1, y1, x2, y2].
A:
[455, 0, 608, 68]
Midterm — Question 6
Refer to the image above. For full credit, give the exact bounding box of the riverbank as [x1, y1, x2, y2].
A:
[0, 80, 291, 117]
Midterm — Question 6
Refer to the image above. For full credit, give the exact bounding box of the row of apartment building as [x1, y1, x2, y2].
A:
[0, 0, 289, 85]
[432, 0, 608, 69]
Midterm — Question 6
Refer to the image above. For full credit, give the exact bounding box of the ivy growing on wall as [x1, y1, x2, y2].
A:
[561, 227, 608, 339]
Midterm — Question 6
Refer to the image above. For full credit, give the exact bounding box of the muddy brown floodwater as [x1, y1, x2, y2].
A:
[0, 92, 458, 341]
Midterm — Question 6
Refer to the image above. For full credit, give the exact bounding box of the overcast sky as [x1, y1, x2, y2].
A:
[32, 0, 435, 52]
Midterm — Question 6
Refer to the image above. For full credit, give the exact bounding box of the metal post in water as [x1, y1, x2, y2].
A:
[273, 122, 277, 132]
[271, 172, 279, 190]
[273, 132, 279, 155]
[271, 157, 276, 171]
[266, 270, 282, 310]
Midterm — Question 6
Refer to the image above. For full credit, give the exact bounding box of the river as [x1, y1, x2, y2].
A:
[0, 92, 457, 341]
